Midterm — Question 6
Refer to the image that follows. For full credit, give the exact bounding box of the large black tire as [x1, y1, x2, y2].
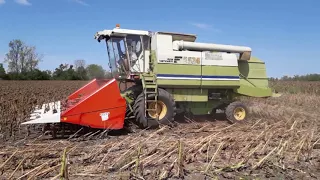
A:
[133, 88, 176, 129]
[225, 101, 249, 124]
[121, 85, 143, 129]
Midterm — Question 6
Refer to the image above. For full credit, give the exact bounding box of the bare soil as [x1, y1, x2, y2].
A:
[0, 80, 319, 180]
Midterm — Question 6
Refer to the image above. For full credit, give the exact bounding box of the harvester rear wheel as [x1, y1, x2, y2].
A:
[225, 101, 248, 123]
[133, 88, 176, 129]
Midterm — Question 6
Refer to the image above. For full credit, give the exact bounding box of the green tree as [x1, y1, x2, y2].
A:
[0, 63, 6, 79]
[52, 63, 85, 80]
[26, 69, 52, 80]
[86, 64, 106, 79]
[66, 65, 81, 80]
[52, 64, 69, 80]
[279, 73, 320, 81]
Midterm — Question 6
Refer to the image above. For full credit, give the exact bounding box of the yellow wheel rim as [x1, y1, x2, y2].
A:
[147, 100, 167, 120]
[233, 107, 246, 121]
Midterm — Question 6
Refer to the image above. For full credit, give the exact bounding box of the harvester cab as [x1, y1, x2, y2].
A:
[22, 24, 279, 137]
[95, 24, 151, 80]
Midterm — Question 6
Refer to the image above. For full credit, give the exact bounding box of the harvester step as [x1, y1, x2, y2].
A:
[145, 82, 155, 84]
[144, 89, 157, 92]
[145, 84, 157, 88]
[145, 82, 155, 85]
[144, 77, 155, 82]
[146, 109, 157, 111]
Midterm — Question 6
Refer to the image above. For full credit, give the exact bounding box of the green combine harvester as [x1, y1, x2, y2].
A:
[22, 24, 279, 135]
[93, 24, 278, 129]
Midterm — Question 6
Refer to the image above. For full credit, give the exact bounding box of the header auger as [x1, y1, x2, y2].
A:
[22, 24, 280, 138]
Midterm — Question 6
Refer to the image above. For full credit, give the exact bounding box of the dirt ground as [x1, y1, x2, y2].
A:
[0, 81, 319, 180]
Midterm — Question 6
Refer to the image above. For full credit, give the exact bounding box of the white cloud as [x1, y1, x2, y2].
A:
[190, 23, 211, 29]
[71, 0, 88, 6]
[15, 0, 31, 6]
[189, 22, 221, 32]
[0, 0, 5, 5]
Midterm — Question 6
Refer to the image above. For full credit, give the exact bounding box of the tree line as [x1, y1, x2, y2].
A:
[1, 39, 319, 81]
[269, 74, 320, 81]
[0, 39, 111, 80]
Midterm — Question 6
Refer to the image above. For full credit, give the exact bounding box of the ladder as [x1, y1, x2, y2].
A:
[143, 73, 158, 121]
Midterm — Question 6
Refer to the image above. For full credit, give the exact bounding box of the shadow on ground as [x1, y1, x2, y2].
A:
[22, 112, 230, 141]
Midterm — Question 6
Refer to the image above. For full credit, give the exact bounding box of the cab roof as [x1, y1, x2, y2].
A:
[94, 27, 197, 42]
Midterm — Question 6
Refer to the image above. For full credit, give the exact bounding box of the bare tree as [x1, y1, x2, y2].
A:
[4, 40, 24, 73]
[74, 59, 87, 80]
[74, 59, 86, 70]
[4, 39, 42, 73]
[25, 46, 43, 72]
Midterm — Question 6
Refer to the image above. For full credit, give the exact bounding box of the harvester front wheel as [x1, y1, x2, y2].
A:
[133, 88, 176, 129]
[225, 101, 248, 123]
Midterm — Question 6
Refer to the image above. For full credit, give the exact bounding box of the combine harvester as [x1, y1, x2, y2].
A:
[22, 24, 278, 137]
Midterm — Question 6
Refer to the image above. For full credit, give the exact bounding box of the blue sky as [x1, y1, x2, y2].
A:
[0, 0, 319, 78]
